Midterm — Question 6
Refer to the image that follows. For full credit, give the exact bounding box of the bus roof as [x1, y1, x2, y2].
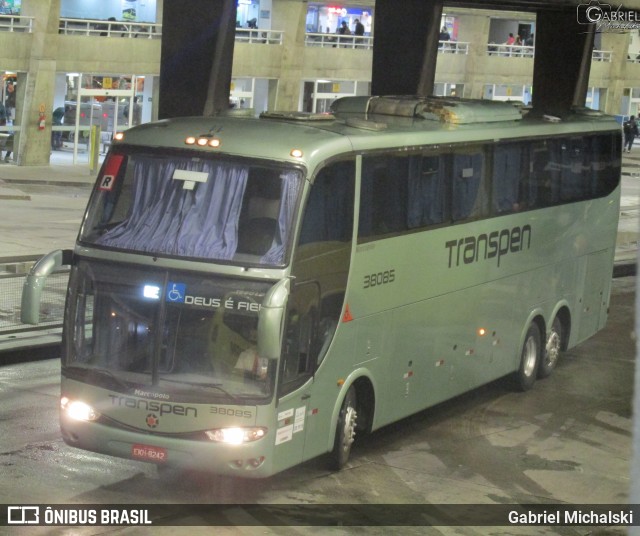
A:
[112, 96, 620, 175]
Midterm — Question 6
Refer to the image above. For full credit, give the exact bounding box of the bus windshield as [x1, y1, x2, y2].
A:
[80, 149, 304, 266]
[64, 260, 276, 402]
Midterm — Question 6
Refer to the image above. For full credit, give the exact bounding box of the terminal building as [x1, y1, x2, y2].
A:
[2, 0, 639, 166]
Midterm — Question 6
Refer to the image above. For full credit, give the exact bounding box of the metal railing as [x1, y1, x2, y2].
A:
[58, 17, 161, 39]
[305, 33, 373, 49]
[486, 43, 535, 57]
[0, 256, 68, 337]
[592, 49, 613, 62]
[438, 41, 469, 54]
[235, 28, 283, 45]
[0, 14, 33, 32]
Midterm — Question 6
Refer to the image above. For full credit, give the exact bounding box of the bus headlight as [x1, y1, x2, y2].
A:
[61, 397, 99, 422]
[205, 427, 267, 445]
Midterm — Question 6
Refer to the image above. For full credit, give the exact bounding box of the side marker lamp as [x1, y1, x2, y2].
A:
[113, 132, 125, 142]
[205, 427, 267, 445]
[61, 397, 99, 422]
[290, 148, 303, 158]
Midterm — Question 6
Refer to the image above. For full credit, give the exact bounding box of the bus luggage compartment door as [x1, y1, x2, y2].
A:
[576, 249, 612, 342]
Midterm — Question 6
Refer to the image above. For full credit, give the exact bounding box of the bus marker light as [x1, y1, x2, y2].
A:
[337, 379, 345, 386]
[477, 328, 486, 336]
[113, 132, 125, 141]
[185, 136, 196, 145]
[197, 137, 209, 146]
[208, 138, 221, 148]
[290, 148, 303, 158]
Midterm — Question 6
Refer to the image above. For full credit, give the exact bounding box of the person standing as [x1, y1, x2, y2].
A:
[623, 115, 639, 152]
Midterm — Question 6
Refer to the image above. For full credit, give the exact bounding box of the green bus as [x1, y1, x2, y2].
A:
[22, 96, 621, 477]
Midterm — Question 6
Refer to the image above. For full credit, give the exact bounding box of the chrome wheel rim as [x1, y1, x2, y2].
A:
[340, 406, 357, 454]
[522, 335, 538, 378]
[545, 329, 561, 369]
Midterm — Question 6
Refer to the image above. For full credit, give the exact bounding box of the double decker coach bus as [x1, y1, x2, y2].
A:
[22, 96, 621, 477]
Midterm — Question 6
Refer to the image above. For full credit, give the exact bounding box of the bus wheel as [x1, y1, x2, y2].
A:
[515, 323, 541, 391]
[330, 386, 357, 470]
[539, 317, 562, 378]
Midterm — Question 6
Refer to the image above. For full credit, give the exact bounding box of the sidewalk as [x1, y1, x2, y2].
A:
[0, 145, 637, 271]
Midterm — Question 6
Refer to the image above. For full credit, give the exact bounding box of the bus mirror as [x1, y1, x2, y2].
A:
[258, 278, 290, 359]
[21, 249, 73, 325]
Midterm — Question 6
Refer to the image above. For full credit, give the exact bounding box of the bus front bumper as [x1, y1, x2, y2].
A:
[60, 416, 275, 478]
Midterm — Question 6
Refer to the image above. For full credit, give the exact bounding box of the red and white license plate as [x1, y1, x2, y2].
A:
[131, 443, 168, 463]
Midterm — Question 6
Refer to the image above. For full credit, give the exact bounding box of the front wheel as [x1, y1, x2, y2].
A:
[514, 323, 541, 391]
[539, 317, 562, 378]
[329, 386, 357, 470]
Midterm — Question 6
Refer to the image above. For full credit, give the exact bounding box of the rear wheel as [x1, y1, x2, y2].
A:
[514, 323, 541, 391]
[329, 386, 357, 470]
[539, 317, 562, 378]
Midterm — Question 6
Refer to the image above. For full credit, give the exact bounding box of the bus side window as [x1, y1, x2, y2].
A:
[590, 133, 621, 198]
[559, 137, 589, 202]
[530, 141, 555, 208]
[280, 160, 355, 395]
[359, 155, 409, 239]
[452, 149, 487, 221]
[492, 143, 530, 214]
[407, 154, 447, 227]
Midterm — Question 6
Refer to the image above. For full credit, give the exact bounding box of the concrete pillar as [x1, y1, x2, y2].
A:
[599, 31, 630, 116]
[272, 0, 306, 111]
[454, 12, 491, 99]
[15, 0, 61, 166]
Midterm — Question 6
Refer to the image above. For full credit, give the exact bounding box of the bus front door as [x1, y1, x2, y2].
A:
[271, 282, 319, 472]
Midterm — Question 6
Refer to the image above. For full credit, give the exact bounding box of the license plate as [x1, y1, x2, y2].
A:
[131, 443, 168, 463]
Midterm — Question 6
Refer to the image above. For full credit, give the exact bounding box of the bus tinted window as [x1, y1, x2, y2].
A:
[359, 155, 409, 238]
[452, 149, 487, 221]
[492, 143, 529, 214]
[299, 160, 355, 245]
[407, 154, 448, 228]
[358, 133, 619, 243]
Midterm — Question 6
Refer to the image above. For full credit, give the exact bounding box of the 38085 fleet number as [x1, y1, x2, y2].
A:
[363, 269, 395, 289]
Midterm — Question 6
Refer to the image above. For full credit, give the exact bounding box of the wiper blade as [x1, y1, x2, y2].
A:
[158, 378, 240, 402]
[65, 366, 131, 392]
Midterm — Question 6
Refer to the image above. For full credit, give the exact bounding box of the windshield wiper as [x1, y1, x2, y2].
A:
[157, 378, 240, 402]
[65, 366, 132, 392]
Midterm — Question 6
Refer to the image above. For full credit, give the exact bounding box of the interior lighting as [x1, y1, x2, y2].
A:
[290, 148, 303, 158]
[205, 427, 267, 445]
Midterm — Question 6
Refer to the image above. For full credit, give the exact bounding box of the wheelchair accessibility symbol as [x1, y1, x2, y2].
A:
[166, 282, 186, 302]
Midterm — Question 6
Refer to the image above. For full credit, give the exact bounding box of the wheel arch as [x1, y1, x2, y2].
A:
[549, 303, 572, 351]
[517, 309, 546, 366]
